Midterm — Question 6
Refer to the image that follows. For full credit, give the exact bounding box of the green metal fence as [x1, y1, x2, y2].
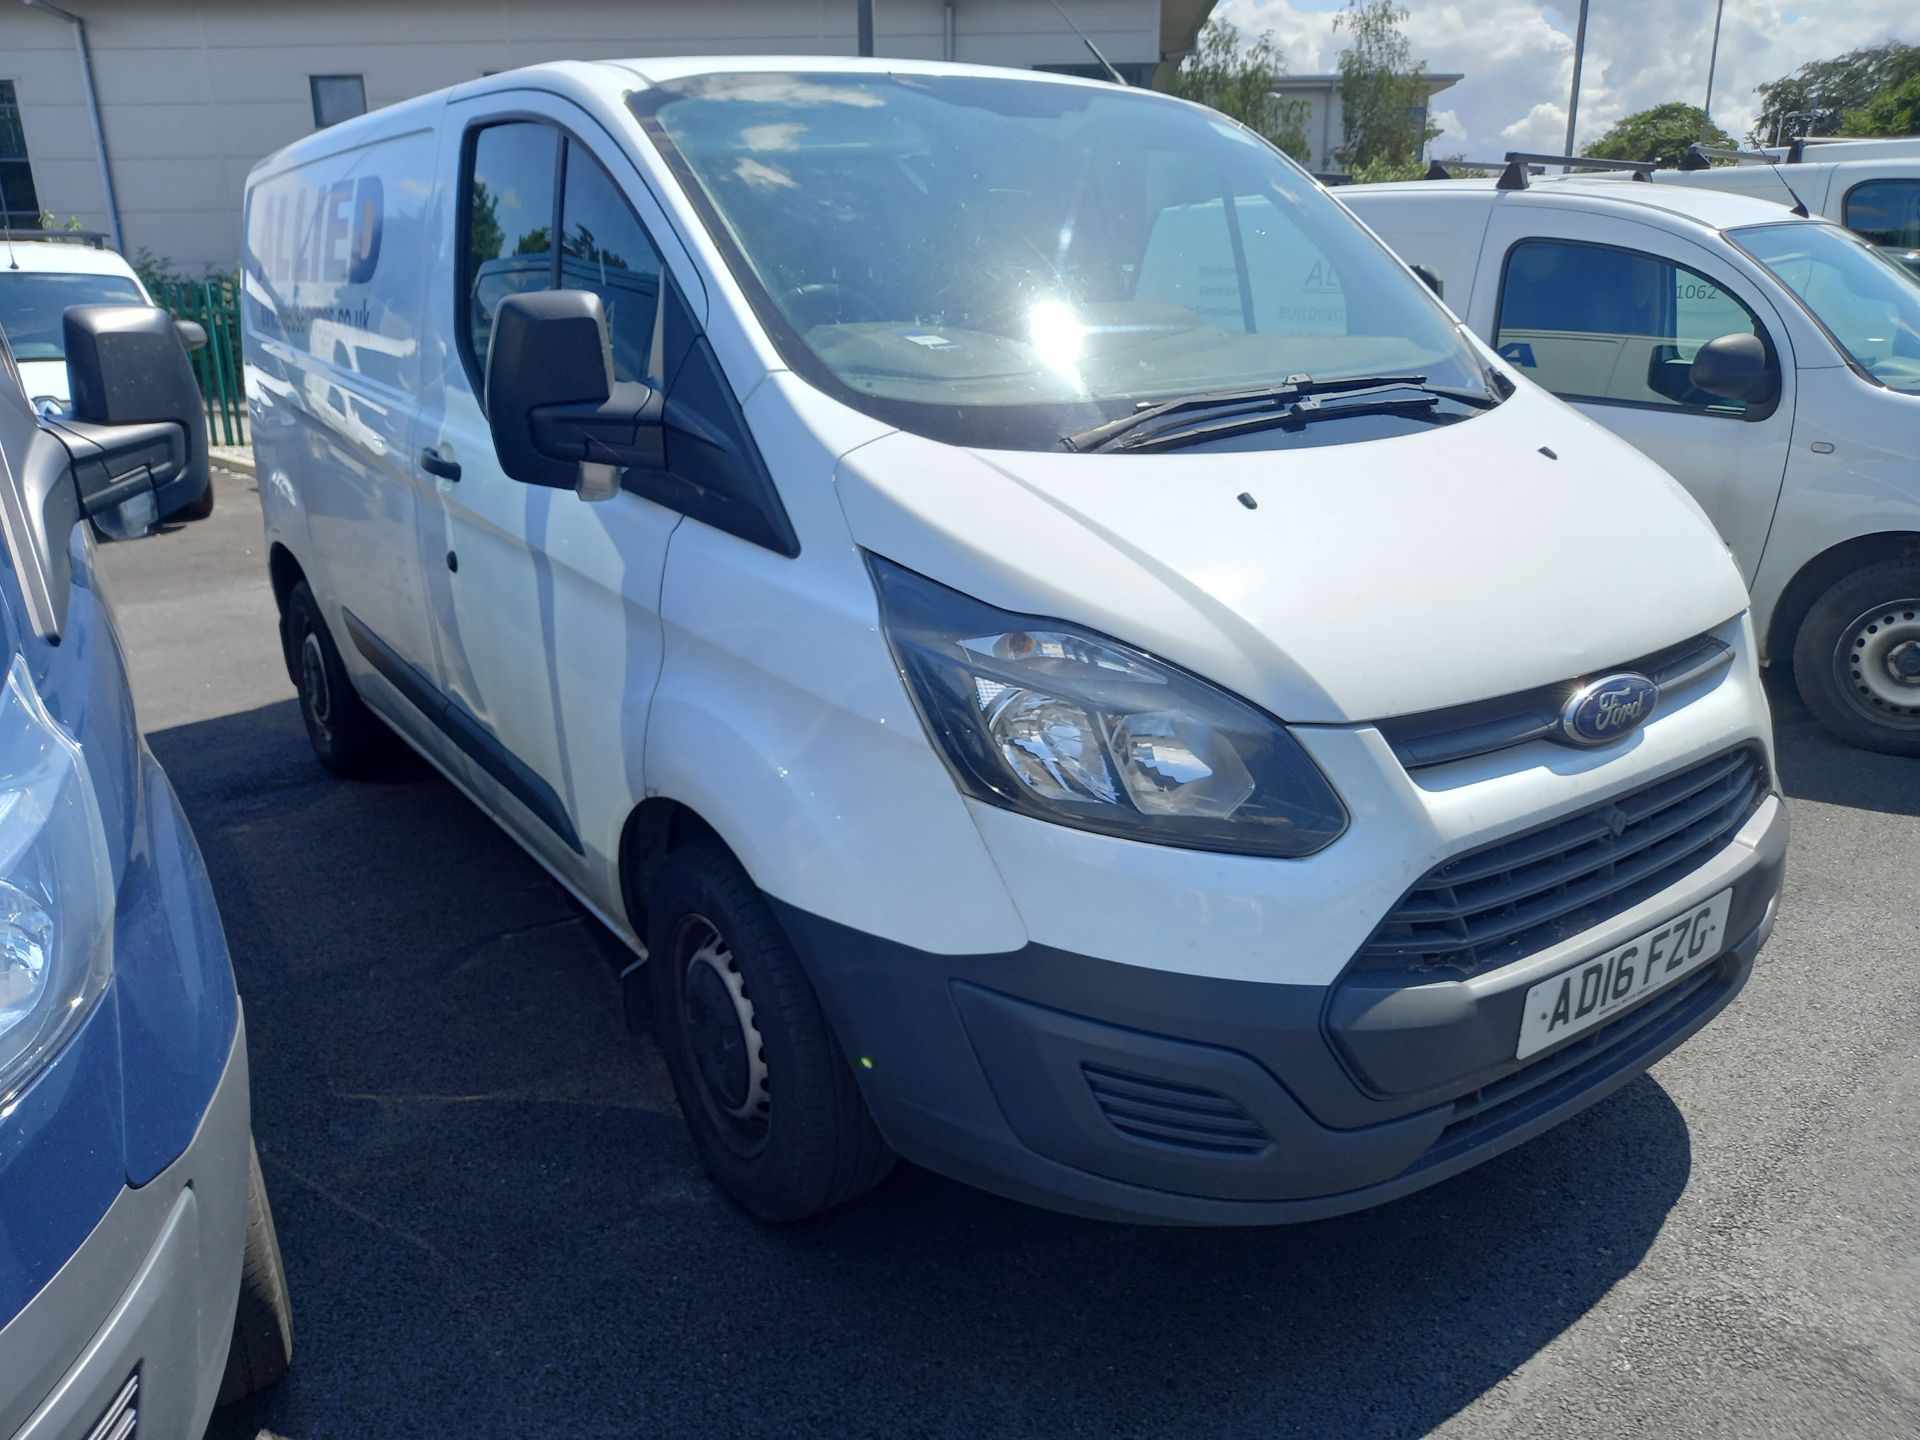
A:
[150, 275, 249, 448]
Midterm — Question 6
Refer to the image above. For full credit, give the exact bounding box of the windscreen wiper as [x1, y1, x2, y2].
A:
[1060, 373, 1488, 454]
[1101, 390, 1451, 455]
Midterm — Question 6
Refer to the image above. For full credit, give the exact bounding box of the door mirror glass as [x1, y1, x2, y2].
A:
[483, 289, 662, 499]
[62, 304, 210, 519]
[1690, 332, 1778, 406]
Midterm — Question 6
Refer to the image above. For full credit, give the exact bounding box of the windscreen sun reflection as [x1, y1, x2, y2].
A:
[1026, 298, 1087, 390]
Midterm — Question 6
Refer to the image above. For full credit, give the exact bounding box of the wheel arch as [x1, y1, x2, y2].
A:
[616, 796, 722, 946]
[1764, 531, 1920, 665]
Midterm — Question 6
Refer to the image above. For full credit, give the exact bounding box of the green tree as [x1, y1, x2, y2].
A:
[1841, 72, 1920, 137]
[468, 178, 504, 261]
[1335, 0, 1436, 173]
[1164, 19, 1310, 161]
[1752, 42, 1920, 145]
[1588, 102, 1734, 167]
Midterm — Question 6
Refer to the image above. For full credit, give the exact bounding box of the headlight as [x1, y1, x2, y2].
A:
[0, 654, 114, 1109]
[870, 556, 1347, 858]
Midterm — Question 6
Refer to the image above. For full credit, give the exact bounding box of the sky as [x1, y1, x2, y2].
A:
[1214, 1, 1919, 155]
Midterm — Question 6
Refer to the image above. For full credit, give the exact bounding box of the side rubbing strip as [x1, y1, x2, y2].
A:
[340, 608, 583, 853]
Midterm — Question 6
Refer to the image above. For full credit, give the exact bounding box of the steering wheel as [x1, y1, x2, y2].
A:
[778, 282, 886, 329]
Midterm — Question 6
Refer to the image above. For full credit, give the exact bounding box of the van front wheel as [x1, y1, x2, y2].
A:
[1793, 561, 1920, 756]
[647, 841, 895, 1221]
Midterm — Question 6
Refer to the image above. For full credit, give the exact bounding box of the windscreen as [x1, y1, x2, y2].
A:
[636, 73, 1491, 449]
[1733, 222, 1920, 395]
[0, 271, 144, 361]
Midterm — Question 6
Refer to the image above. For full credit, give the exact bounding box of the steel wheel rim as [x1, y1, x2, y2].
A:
[676, 914, 770, 1152]
[1837, 599, 1920, 729]
[300, 630, 332, 738]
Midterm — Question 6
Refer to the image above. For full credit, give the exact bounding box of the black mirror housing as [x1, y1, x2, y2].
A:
[63, 304, 210, 519]
[484, 290, 664, 492]
[1410, 263, 1444, 299]
[1690, 332, 1778, 409]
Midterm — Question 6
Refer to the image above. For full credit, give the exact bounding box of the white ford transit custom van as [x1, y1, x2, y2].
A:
[243, 59, 1787, 1225]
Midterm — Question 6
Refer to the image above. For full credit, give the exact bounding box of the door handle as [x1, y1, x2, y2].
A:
[419, 447, 461, 482]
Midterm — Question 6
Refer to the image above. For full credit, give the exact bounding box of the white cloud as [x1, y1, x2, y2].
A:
[1215, 0, 1919, 156]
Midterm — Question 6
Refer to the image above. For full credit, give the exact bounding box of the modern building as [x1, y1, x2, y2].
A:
[0, 0, 1214, 272]
[1270, 70, 1462, 176]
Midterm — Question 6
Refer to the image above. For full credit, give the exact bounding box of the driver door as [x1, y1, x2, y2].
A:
[410, 93, 698, 892]
[1469, 212, 1796, 581]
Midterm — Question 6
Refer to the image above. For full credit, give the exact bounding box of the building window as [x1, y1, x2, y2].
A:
[0, 80, 41, 230]
[310, 74, 367, 129]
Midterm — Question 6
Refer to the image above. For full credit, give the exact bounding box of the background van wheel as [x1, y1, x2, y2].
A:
[283, 581, 398, 777]
[217, 1138, 293, 1406]
[1793, 560, 1920, 756]
[647, 841, 895, 1222]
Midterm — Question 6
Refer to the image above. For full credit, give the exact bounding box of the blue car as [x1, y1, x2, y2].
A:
[0, 307, 289, 1436]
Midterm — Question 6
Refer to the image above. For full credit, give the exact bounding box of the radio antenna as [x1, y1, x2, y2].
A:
[1045, 0, 1127, 86]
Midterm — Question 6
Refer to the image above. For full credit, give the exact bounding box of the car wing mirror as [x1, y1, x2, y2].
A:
[173, 318, 209, 352]
[1410, 263, 1444, 299]
[63, 303, 211, 521]
[483, 289, 663, 503]
[1689, 332, 1779, 411]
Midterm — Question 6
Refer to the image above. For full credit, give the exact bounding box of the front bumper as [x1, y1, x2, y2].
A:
[0, 1014, 251, 1440]
[777, 795, 1787, 1225]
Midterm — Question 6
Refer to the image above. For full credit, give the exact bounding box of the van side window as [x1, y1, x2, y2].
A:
[463, 122, 559, 377]
[1494, 240, 1765, 415]
[1845, 180, 1920, 251]
[559, 140, 665, 383]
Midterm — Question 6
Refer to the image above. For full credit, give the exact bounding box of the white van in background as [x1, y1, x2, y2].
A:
[243, 59, 1786, 1225]
[1343, 173, 1920, 755]
[1651, 136, 1920, 276]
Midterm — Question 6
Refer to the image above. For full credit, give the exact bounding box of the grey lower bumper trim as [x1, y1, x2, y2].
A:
[0, 1013, 252, 1440]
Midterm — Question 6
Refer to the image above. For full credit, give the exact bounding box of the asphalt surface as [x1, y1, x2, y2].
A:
[99, 469, 1920, 1440]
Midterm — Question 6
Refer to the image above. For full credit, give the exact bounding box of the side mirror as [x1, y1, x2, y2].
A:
[1410, 263, 1444, 299]
[63, 304, 211, 521]
[483, 290, 663, 502]
[174, 318, 209, 352]
[1689, 332, 1778, 408]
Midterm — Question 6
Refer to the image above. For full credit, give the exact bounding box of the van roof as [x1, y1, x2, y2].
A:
[251, 56, 1177, 178]
[0, 238, 143, 281]
[1343, 173, 1818, 234]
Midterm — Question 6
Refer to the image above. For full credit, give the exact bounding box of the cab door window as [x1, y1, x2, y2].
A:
[460, 122, 665, 387]
[1494, 239, 1767, 415]
[559, 140, 664, 382]
[462, 121, 559, 378]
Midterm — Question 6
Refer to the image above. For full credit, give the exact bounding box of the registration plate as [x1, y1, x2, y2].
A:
[1515, 889, 1732, 1060]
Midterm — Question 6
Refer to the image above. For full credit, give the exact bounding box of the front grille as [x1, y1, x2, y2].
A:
[1083, 1065, 1271, 1156]
[1354, 747, 1767, 979]
[1376, 629, 1734, 769]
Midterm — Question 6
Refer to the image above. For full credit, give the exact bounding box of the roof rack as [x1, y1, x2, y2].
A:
[1423, 158, 1543, 182]
[1679, 143, 1779, 171]
[1494, 152, 1657, 190]
[0, 228, 110, 248]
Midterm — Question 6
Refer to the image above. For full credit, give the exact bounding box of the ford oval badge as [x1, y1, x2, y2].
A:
[1559, 673, 1658, 746]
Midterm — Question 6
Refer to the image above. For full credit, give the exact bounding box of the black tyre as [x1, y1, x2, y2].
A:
[1793, 560, 1920, 756]
[172, 475, 215, 521]
[283, 580, 398, 777]
[217, 1138, 293, 1406]
[647, 840, 895, 1221]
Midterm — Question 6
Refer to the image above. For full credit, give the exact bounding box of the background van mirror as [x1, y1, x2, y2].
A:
[1689, 332, 1778, 406]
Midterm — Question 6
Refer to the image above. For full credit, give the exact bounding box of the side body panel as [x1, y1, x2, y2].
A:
[243, 113, 452, 763]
